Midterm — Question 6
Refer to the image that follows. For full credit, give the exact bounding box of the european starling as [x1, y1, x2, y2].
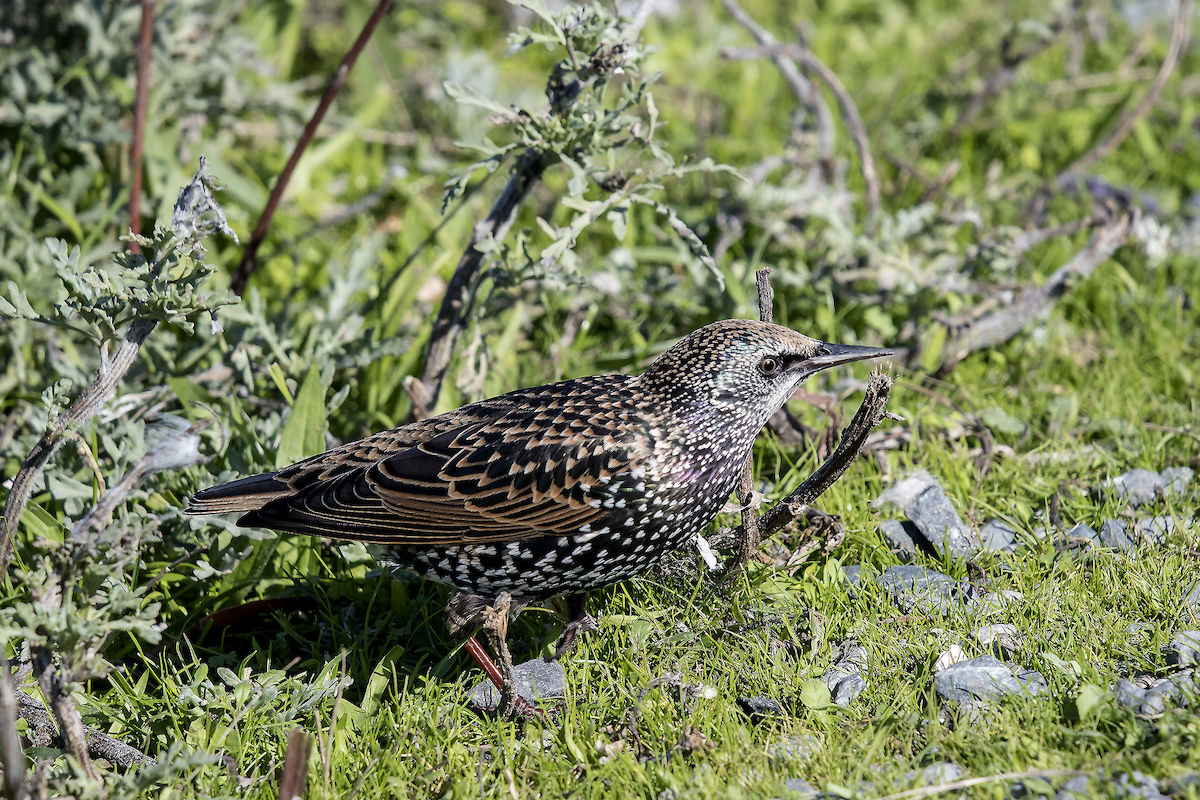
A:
[188, 320, 891, 716]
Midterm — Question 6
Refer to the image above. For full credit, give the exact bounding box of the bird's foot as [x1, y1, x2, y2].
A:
[472, 592, 547, 719]
[551, 612, 599, 660]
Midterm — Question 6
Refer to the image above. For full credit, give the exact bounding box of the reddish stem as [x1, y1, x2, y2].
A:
[128, 0, 155, 254]
[462, 636, 544, 717]
[230, 0, 395, 296]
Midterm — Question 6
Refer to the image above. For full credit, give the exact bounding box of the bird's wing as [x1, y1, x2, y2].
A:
[194, 378, 653, 546]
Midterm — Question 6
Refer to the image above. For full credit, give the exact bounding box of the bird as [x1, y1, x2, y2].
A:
[187, 319, 891, 717]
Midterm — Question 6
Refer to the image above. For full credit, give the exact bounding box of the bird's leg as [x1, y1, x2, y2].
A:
[479, 592, 520, 718]
[446, 591, 543, 718]
[551, 592, 599, 660]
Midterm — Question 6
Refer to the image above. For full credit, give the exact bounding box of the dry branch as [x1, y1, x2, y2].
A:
[0, 660, 23, 800]
[14, 691, 154, 771]
[1057, 0, 1189, 182]
[415, 149, 548, 412]
[230, 0, 396, 296]
[720, 0, 835, 164]
[722, 43, 880, 216]
[1, 318, 156, 574]
[939, 210, 1133, 370]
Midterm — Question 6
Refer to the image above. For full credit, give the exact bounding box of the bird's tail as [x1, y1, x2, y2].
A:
[187, 472, 292, 515]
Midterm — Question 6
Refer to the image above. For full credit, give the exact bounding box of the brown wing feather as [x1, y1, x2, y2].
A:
[208, 376, 649, 547]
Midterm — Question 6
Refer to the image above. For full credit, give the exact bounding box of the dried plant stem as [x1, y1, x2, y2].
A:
[939, 211, 1132, 371]
[231, 0, 396, 296]
[723, 43, 880, 216]
[721, 0, 835, 163]
[33, 648, 97, 781]
[276, 730, 311, 800]
[1057, 0, 1189, 182]
[416, 149, 548, 412]
[126, 0, 155, 255]
[15, 691, 154, 770]
[1, 318, 157, 574]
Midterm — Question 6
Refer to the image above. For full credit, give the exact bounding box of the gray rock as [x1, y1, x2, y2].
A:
[920, 762, 965, 784]
[1163, 773, 1198, 796]
[1099, 519, 1134, 550]
[1063, 522, 1098, 545]
[967, 589, 1025, 617]
[1113, 771, 1168, 799]
[1160, 466, 1194, 495]
[979, 520, 1020, 553]
[1056, 775, 1091, 800]
[879, 566, 969, 615]
[1137, 515, 1177, 545]
[934, 655, 1045, 704]
[768, 735, 820, 761]
[1185, 583, 1200, 618]
[1114, 678, 1166, 717]
[880, 519, 934, 559]
[829, 674, 868, 707]
[782, 777, 817, 797]
[876, 471, 979, 556]
[738, 695, 785, 724]
[1167, 631, 1200, 666]
[467, 658, 565, 711]
[975, 624, 1023, 655]
[1145, 671, 1195, 707]
[1104, 469, 1167, 508]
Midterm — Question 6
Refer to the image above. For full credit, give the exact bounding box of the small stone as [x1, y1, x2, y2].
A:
[880, 519, 935, 560]
[1185, 583, 1200, 619]
[1113, 678, 1166, 717]
[782, 777, 817, 797]
[767, 735, 821, 761]
[1145, 671, 1195, 707]
[975, 624, 1023, 656]
[1103, 469, 1167, 508]
[933, 655, 1044, 704]
[968, 590, 1025, 617]
[934, 644, 970, 673]
[738, 695, 785, 724]
[829, 674, 868, 706]
[467, 658, 565, 711]
[876, 471, 979, 556]
[823, 643, 869, 707]
[1163, 774, 1199, 796]
[1099, 519, 1134, 550]
[1114, 771, 1168, 800]
[879, 565, 970, 615]
[1137, 515, 1176, 545]
[979, 520, 1020, 553]
[1160, 466, 1194, 495]
[1056, 775, 1091, 800]
[1167, 632, 1200, 666]
[920, 762, 965, 785]
[1063, 522, 1098, 545]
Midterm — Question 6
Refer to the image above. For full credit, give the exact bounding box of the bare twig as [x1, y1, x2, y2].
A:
[938, 211, 1132, 371]
[230, 0, 396, 296]
[15, 691, 154, 770]
[415, 149, 548, 413]
[1, 317, 156, 574]
[1057, 0, 1189, 182]
[127, 0, 155, 255]
[628, 0, 658, 38]
[722, 43, 880, 216]
[0, 658, 24, 800]
[276, 730, 311, 800]
[32, 648, 97, 781]
[720, 0, 835, 163]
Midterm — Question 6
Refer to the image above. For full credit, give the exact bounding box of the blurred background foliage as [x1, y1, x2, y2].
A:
[1, 0, 1199, 793]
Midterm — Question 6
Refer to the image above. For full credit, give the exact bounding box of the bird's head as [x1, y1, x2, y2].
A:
[638, 319, 893, 427]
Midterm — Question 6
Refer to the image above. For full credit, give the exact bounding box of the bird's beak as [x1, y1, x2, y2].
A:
[803, 342, 895, 371]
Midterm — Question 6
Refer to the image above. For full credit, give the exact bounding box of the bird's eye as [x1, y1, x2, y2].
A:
[758, 356, 780, 376]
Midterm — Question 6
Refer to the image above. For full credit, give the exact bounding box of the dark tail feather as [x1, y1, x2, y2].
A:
[187, 472, 293, 515]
